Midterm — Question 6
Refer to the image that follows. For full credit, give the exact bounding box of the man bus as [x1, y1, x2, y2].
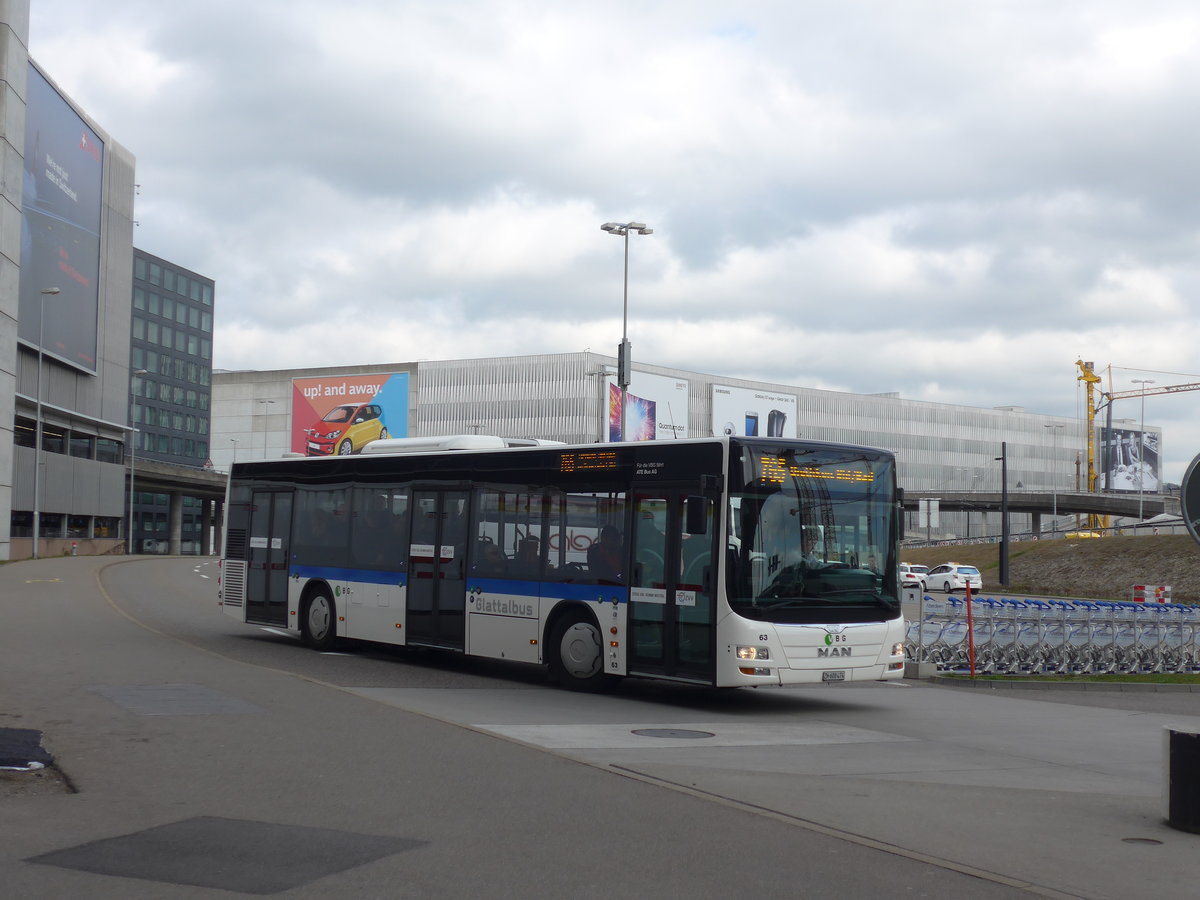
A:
[219, 435, 905, 690]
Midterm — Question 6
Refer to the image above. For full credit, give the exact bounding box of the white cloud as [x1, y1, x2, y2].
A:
[1082, 263, 1184, 318]
[26, 0, 1200, 481]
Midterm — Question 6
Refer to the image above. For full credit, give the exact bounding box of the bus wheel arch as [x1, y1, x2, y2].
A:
[546, 605, 614, 692]
[300, 582, 338, 650]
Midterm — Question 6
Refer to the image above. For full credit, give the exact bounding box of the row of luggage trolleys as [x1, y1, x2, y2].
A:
[905, 596, 1200, 675]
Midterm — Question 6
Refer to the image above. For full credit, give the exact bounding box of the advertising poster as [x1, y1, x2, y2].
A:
[18, 63, 105, 372]
[711, 385, 798, 438]
[606, 371, 689, 442]
[291, 373, 410, 456]
[1099, 427, 1160, 493]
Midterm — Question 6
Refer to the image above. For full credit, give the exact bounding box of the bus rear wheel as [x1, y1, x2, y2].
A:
[549, 612, 613, 692]
[302, 588, 337, 650]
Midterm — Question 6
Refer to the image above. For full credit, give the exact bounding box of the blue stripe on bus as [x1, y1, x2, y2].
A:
[468, 578, 629, 604]
[290, 565, 407, 586]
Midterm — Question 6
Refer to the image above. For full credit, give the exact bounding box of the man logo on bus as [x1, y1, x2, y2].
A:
[818, 646, 852, 657]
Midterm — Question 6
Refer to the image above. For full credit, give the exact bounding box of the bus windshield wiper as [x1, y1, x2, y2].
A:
[756, 595, 845, 606]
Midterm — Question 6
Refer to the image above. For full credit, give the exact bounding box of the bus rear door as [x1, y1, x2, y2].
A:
[406, 489, 470, 649]
[246, 490, 292, 627]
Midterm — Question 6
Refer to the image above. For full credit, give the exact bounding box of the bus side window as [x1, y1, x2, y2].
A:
[296, 486, 350, 567]
[352, 486, 410, 569]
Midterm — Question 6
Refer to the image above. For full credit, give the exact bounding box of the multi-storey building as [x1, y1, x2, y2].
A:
[129, 249, 216, 553]
[214, 351, 1159, 541]
[3, 13, 138, 560]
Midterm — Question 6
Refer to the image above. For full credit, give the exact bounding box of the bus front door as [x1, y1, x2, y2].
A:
[627, 490, 715, 683]
[246, 490, 292, 627]
[406, 489, 469, 649]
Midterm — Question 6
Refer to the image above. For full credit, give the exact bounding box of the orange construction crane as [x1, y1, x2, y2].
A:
[1075, 360, 1102, 494]
[1103, 379, 1200, 405]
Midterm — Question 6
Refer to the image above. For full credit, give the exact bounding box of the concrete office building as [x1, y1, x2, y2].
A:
[3, 5, 138, 561]
[212, 351, 1134, 541]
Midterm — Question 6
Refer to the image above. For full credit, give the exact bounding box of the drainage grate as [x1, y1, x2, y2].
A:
[631, 728, 715, 739]
[29, 816, 426, 894]
[89, 684, 264, 717]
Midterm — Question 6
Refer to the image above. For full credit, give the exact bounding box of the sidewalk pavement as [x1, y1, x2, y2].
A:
[4, 555, 1200, 899]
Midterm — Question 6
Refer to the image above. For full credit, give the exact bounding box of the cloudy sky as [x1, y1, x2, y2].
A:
[28, 0, 1200, 480]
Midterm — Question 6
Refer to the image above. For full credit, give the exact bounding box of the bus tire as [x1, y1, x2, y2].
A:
[549, 611, 613, 692]
[301, 587, 338, 650]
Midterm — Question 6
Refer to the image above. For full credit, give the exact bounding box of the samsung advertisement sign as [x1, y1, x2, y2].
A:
[18, 63, 105, 374]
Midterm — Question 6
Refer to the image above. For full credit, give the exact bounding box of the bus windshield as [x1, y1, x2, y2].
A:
[727, 442, 899, 624]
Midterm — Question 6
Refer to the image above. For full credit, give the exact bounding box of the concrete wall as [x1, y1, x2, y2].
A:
[0, 1, 28, 561]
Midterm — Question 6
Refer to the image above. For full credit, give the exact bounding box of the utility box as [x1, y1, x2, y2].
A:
[1165, 728, 1200, 833]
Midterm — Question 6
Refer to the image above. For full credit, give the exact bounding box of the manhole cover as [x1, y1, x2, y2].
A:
[631, 729, 715, 739]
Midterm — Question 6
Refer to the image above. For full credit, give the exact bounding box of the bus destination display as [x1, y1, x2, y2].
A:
[559, 450, 619, 473]
[756, 454, 875, 485]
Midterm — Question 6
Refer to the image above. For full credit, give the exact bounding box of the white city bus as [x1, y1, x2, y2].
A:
[219, 435, 906, 689]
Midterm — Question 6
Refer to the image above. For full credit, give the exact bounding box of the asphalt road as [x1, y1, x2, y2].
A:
[3, 556, 1199, 898]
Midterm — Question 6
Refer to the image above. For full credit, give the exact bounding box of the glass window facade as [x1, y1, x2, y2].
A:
[128, 248, 217, 554]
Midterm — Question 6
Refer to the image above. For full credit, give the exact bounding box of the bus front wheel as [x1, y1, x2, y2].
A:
[549, 613, 613, 692]
[302, 588, 338, 650]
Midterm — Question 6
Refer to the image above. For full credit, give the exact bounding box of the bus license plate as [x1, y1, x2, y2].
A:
[822, 671, 845, 683]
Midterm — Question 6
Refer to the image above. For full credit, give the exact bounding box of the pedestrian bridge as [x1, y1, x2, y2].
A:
[902, 490, 1175, 520]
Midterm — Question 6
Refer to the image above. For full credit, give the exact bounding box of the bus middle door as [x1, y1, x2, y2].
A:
[627, 490, 715, 683]
[406, 489, 469, 649]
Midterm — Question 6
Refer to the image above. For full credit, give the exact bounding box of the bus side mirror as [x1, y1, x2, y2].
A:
[897, 487, 905, 541]
[685, 495, 708, 535]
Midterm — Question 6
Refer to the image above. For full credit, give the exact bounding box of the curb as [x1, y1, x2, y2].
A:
[929, 674, 1200, 692]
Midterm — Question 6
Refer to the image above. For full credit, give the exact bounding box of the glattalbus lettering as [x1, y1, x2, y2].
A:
[475, 596, 535, 617]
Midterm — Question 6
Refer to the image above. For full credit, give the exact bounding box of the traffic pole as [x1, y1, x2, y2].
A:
[965, 582, 976, 677]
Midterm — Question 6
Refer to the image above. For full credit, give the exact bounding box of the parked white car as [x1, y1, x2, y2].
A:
[899, 563, 929, 591]
[927, 562, 983, 594]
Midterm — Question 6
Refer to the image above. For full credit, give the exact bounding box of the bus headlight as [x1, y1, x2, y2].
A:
[736, 645, 770, 660]
[891, 642, 904, 657]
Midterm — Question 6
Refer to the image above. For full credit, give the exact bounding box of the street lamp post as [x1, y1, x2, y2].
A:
[127, 369, 150, 554]
[1133, 379, 1155, 523]
[32, 287, 61, 560]
[230, 438, 240, 470]
[601, 221, 653, 441]
[995, 442, 1010, 586]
